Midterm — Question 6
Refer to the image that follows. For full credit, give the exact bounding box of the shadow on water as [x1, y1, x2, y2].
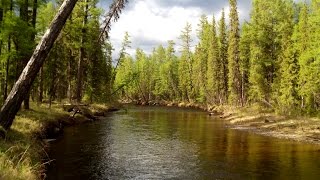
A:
[46, 106, 320, 180]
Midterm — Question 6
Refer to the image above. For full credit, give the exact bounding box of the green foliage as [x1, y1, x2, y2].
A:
[298, 0, 320, 113]
[1, 0, 320, 122]
[218, 9, 228, 104]
[248, 0, 294, 105]
[227, 0, 241, 105]
[178, 22, 194, 102]
[193, 15, 210, 103]
[239, 22, 251, 105]
[0, 103, 69, 179]
[206, 15, 221, 104]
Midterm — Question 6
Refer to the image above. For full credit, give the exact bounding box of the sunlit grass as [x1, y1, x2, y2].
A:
[0, 103, 68, 180]
[217, 104, 320, 143]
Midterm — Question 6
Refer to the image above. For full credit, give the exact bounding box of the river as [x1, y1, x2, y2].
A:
[46, 106, 320, 179]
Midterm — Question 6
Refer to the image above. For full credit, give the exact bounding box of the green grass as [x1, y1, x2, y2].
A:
[0, 103, 68, 180]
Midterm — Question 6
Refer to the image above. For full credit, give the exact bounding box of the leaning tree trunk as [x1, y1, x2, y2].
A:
[0, 0, 79, 130]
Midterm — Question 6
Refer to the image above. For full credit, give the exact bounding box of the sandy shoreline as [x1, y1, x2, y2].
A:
[216, 107, 320, 145]
[133, 100, 320, 145]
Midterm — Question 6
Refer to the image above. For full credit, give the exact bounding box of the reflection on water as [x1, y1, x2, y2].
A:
[47, 106, 320, 180]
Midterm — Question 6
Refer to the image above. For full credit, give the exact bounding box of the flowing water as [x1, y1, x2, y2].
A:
[47, 106, 320, 180]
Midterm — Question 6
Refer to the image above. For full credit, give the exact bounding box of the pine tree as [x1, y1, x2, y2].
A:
[239, 22, 251, 105]
[153, 45, 168, 100]
[178, 22, 194, 102]
[207, 15, 220, 104]
[194, 15, 210, 102]
[248, 0, 294, 105]
[295, 2, 309, 109]
[165, 40, 180, 100]
[277, 0, 298, 113]
[218, 9, 228, 104]
[227, 0, 241, 105]
[248, 0, 268, 102]
[298, 0, 320, 112]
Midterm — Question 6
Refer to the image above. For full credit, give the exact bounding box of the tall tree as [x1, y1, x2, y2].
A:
[178, 22, 194, 102]
[277, 0, 297, 113]
[0, 0, 79, 130]
[218, 9, 228, 104]
[76, 0, 89, 103]
[0, 0, 129, 131]
[207, 15, 220, 104]
[298, 0, 320, 112]
[295, 2, 309, 109]
[165, 40, 179, 100]
[194, 15, 210, 102]
[239, 22, 251, 105]
[111, 31, 131, 90]
[248, 0, 294, 105]
[227, 0, 241, 105]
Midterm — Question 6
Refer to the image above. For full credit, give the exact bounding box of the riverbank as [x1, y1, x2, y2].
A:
[132, 100, 320, 144]
[216, 105, 320, 144]
[0, 103, 118, 180]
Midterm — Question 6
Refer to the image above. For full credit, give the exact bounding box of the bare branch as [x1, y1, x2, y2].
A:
[99, 0, 128, 41]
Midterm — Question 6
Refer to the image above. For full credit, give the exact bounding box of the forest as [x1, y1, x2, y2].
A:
[0, 0, 320, 179]
[0, 0, 319, 124]
[0, 0, 113, 106]
[115, 0, 320, 116]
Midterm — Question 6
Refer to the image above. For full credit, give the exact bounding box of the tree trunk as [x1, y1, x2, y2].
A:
[67, 50, 72, 103]
[4, 37, 11, 101]
[0, 7, 3, 103]
[0, 8, 2, 56]
[3, 0, 13, 101]
[21, 0, 30, 109]
[76, 0, 88, 103]
[38, 67, 43, 103]
[24, 0, 39, 109]
[0, 0, 79, 130]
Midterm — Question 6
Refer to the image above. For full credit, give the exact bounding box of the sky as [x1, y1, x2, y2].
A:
[97, 0, 299, 59]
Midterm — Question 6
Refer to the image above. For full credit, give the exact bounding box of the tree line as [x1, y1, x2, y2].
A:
[0, 0, 113, 108]
[115, 0, 320, 115]
[0, 0, 130, 131]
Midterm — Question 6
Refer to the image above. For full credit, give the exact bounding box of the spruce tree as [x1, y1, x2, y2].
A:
[239, 22, 251, 105]
[278, 0, 298, 113]
[194, 15, 209, 102]
[166, 40, 180, 100]
[207, 15, 220, 104]
[249, 0, 295, 105]
[218, 9, 228, 104]
[295, 2, 309, 109]
[299, 0, 320, 112]
[178, 22, 194, 102]
[227, 0, 241, 105]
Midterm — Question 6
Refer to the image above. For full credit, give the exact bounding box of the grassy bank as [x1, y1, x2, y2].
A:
[0, 103, 116, 180]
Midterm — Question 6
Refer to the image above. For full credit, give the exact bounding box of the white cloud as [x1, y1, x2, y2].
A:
[106, 0, 253, 60]
[108, 0, 207, 58]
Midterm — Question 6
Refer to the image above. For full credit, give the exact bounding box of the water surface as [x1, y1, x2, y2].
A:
[47, 106, 320, 179]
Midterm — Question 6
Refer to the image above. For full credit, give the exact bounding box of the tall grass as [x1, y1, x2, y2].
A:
[0, 103, 68, 180]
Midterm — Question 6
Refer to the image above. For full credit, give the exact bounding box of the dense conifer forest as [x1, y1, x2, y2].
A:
[1, 0, 320, 179]
[0, 0, 319, 121]
[115, 0, 320, 115]
[0, 0, 113, 107]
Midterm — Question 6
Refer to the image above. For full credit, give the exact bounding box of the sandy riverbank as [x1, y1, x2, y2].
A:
[209, 105, 320, 145]
[133, 100, 320, 144]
